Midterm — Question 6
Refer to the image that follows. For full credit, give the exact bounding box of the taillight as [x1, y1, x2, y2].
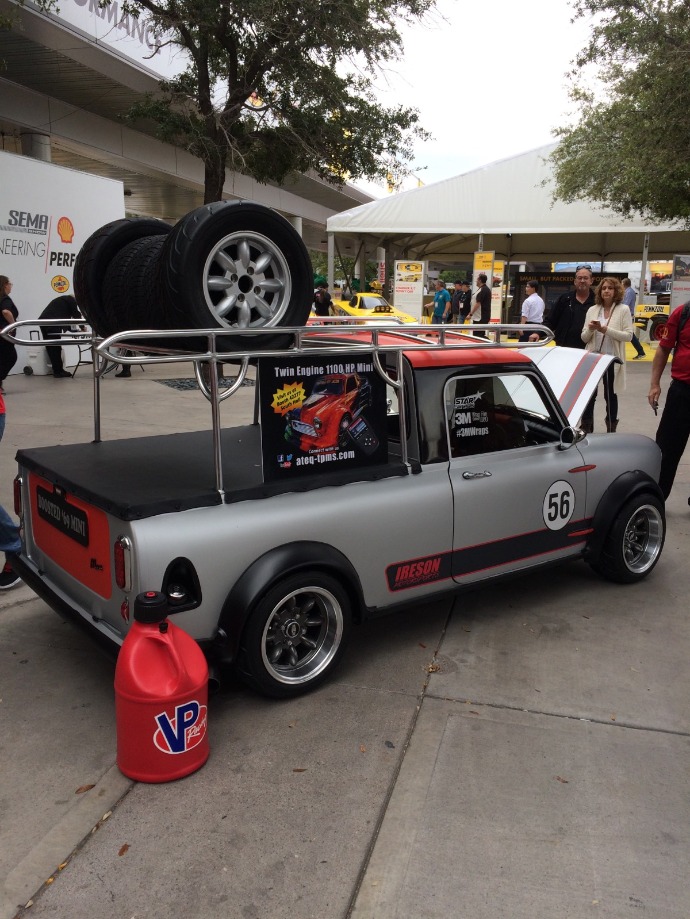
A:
[114, 536, 132, 590]
[13, 475, 23, 517]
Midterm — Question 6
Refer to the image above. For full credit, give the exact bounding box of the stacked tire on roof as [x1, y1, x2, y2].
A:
[74, 201, 314, 350]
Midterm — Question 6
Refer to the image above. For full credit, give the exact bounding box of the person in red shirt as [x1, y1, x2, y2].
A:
[648, 301, 690, 499]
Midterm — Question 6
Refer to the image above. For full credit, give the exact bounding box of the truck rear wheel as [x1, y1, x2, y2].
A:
[74, 217, 172, 337]
[157, 201, 313, 351]
[237, 572, 351, 698]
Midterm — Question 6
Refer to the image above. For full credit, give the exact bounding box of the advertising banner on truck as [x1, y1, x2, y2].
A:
[259, 356, 388, 481]
[0, 151, 125, 374]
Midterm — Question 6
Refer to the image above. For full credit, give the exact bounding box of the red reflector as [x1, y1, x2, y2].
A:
[114, 541, 125, 589]
[13, 476, 22, 516]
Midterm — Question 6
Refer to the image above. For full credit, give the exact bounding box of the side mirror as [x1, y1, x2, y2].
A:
[559, 426, 585, 450]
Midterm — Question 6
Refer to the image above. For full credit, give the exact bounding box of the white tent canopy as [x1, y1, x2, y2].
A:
[327, 144, 690, 265]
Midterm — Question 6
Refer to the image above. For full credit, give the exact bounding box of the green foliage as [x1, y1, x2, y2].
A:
[550, 0, 690, 225]
[309, 250, 378, 289]
[82, 0, 435, 201]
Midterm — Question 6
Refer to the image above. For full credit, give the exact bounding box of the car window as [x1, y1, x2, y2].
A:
[445, 373, 562, 458]
[360, 297, 388, 310]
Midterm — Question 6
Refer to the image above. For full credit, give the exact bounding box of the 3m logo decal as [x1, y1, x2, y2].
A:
[387, 553, 452, 591]
[153, 701, 208, 754]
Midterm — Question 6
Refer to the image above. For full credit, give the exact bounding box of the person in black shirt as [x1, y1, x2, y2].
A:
[313, 283, 332, 317]
[545, 266, 597, 431]
[0, 275, 19, 392]
[38, 295, 83, 378]
[470, 273, 492, 338]
[449, 280, 464, 324]
[547, 266, 595, 349]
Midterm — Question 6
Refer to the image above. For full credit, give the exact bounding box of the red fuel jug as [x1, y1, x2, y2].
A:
[115, 590, 209, 782]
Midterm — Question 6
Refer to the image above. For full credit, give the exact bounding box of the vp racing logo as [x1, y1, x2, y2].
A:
[153, 701, 207, 754]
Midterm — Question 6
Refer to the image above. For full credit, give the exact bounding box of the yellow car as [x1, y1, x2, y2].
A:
[330, 292, 416, 324]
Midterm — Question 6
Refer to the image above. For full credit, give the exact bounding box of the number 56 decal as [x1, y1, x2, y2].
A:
[542, 481, 575, 530]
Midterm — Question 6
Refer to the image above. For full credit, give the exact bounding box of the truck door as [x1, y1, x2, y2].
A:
[446, 370, 590, 585]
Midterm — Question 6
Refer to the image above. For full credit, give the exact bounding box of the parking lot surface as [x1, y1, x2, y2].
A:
[1, 350, 688, 919]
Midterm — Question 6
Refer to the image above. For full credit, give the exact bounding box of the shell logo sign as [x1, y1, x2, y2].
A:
[51, 275, 70, 293]
[57, 216, 74, 243]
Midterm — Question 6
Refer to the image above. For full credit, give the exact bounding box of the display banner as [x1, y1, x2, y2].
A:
[393, 260, 425, 320]
[259, 356, 388, 481]
[0, 151, 125, 373]
[670, 255, 690, 311]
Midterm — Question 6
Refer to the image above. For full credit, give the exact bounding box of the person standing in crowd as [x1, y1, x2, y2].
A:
[622, 277, 646, 359]
[431, 280, 451, 325]
[0, 389, 21, 589]
[313, 282, 332, 317]
[449, 280, 464, 324]
[547, 265, 595, 348]
[647, 300, 690, 500]
[459, 279, 472, 322]
[0, 276, 19, 394]
[470, 273, 492, 337]
[38, 294, 83, 378]
[581, 277, 632, 433]
[519, 280, 545, 341]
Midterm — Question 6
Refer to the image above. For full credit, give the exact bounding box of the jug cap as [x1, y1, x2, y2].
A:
[133, 590, 168, 624]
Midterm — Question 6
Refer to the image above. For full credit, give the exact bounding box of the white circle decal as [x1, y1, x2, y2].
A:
[543, 481, 575, 530]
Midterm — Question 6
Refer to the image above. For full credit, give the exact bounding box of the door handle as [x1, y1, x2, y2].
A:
[462, 470, 493, 479]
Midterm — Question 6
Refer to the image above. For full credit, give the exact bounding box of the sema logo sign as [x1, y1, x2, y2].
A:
[154, 701, 208, 754]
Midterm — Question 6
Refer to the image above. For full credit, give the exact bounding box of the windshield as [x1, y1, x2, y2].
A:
[358, 296, 389, 310]
[312, 379, 345, 396]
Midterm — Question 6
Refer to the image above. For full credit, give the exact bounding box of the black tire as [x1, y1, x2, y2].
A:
[157, 201, 313, 351]
[237, 571, 352, 698]
[103, 236, 166, 332]
[590, 493, 665, 584]
[74, 217, 172, 337]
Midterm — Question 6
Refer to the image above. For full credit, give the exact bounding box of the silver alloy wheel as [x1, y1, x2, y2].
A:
[260, 586, 344, 686]
[202, 230, 292, 329]
[623, 503, 664, 574]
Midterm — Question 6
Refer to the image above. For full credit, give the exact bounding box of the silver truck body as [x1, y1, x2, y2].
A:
[10, 324, 665, 697]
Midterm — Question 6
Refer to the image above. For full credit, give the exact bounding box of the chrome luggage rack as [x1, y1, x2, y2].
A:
[4, 319, 553, 496]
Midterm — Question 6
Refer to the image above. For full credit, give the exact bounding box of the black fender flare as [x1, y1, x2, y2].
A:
[584, 470, 664, 564]
[214, 541, 364, 665]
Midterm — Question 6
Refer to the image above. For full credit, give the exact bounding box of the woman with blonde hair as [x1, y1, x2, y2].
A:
[581, 276, 633, 432]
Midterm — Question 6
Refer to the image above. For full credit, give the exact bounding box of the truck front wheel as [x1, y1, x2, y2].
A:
[238, 572, 352, 698]
[589, 493, 665, 584]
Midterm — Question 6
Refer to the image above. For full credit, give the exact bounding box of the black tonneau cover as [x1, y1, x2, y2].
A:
[17, 426, 409, 521]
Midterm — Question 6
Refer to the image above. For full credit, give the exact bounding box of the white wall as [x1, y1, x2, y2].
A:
[0, 151, 125, 373]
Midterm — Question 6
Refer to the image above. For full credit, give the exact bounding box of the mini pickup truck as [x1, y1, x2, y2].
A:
[8, 323, 665, 698]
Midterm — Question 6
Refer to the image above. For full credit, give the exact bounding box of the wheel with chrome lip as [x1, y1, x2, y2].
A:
[158, 201, 313, 351]
[591, 493, 665, 583]
[238, 572, 352, 698]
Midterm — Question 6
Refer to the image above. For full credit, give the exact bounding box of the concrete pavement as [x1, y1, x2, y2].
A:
[1, 348, 689, 919]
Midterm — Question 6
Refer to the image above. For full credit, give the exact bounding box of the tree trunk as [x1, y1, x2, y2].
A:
[204, 154, 227, 204]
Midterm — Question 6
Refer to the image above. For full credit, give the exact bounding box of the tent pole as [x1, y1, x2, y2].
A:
[639, 233, 650, 302]
[327, 233, 335, 292]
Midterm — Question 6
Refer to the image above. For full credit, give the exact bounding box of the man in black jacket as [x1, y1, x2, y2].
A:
[547, 266, 595, 348]
[38, 295, 83, 378]
[546, 265, 597, 431]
